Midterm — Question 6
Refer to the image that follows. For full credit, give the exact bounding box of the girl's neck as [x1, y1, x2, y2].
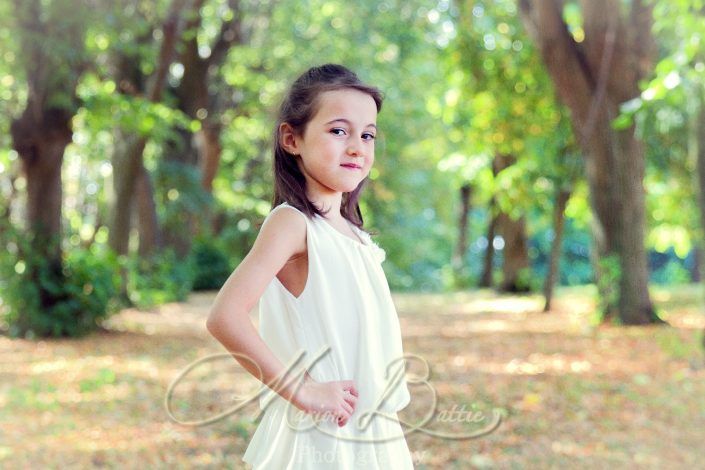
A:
[307, 190, 343, 220]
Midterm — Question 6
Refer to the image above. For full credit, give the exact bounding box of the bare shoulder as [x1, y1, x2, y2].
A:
[254, 205, 307, 258]
[206, 206, 307, 322]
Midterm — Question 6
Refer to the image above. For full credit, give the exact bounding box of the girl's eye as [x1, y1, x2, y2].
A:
[330, 128, 375, 140]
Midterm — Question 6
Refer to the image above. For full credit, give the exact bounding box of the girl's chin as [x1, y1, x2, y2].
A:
[334, 174, 368, 193]
[342, 182, 365, 192]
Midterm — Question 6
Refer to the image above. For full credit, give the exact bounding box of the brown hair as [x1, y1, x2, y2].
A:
[271, 63, 383, 228]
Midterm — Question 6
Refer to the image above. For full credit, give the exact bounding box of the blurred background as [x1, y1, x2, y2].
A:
[1, 0, 704, 468]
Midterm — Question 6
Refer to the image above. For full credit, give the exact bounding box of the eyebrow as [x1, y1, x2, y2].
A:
[324, 118, 377, 130]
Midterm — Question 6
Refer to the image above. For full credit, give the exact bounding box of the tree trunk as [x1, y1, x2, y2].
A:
[480, 199, 497, 288]
[109, 133, 147, 256]
[160, 0, 244, 255]
[695, 92, 705, 286]
[694, 90, 705, 350]
[108, 0, 187, 257]
[692, 248, 702, 284]
[137, 163, 162, 256]
[161, 127, 198, 259]
[492, 153, 531, 293]
[543, 188, 571, 311]
[110, 27, 159, 258]
[12, 122, 69, 253]
[519, 0, 661, 324]
[9, 0, 87, 336]
[497, 212, 531, 293]
[198, 121, 223, 194]
[452, 184, 472, 273]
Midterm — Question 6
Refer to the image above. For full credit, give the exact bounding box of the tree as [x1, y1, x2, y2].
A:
[446, 0, 577, 293]
[629, 0, 705, 290]
[108, 0, 189, 258]
[9, 0, 90, 332]
[519, 0, 662, 324]
[161, 0, 250, 258]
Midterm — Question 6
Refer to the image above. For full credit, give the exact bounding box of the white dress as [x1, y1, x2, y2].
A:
[242, 202, 414, 469]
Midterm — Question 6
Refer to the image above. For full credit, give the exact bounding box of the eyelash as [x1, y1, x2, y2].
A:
[330, 128, 376, 140]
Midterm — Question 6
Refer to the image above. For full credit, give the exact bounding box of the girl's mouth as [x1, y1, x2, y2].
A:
[340, 164, 361, 170]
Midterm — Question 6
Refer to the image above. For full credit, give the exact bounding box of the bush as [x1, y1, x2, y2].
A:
[125, 247, 194, 308]
[0, 225, 122, 338]
[190, 237, 233, 291]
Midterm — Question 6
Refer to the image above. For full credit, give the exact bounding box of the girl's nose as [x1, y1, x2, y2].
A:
[347, 140, 363, 156]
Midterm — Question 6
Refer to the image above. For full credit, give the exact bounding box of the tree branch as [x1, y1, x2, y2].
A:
[206, 0, 244, 68]
[147, 0, 190, 102]
[518, 0, 595, 125]
[629, 0, 655, 84]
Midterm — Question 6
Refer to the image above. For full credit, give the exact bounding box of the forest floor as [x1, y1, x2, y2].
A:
[1, 284, 704, 469]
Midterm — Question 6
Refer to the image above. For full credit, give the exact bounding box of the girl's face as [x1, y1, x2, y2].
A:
[283, 88, 378, 198]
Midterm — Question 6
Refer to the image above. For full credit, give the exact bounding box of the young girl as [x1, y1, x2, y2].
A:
[206, 64, 414, 469]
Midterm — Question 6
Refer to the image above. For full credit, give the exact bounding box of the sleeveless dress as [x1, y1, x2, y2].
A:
[242, 202, 414, 469]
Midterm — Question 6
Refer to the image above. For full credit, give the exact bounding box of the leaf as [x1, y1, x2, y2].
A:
[611, 113, 633, 130]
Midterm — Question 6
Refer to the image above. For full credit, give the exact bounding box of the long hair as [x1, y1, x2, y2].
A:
[271, 63, 383, 228]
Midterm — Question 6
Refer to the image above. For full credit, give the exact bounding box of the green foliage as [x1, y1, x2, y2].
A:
[10, 0, 94, 116]
[615, 0, 705, 261]
[0, 223, 122, 338]
[2, 0, 702, 317]
[154, 160, 214, 234]
[77, 72, 198, 140]
[516, 266, 535, 292]
[441, 0, 578, 209]
[594, 254, 622, 324]
[651, 259, 692, 285]
[191, 237, 233, 291]
[528, 210, 594, 286]
[125, 247, 194, 309]
[444, 263, 475, 290]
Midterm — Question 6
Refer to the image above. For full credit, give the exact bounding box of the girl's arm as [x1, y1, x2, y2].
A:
[206, 207, 309, 408]
[207, 207, 359, 427]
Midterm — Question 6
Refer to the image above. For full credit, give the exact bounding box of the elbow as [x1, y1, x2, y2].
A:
[206, 307, 249, 340]
[205, 310, 222, 336]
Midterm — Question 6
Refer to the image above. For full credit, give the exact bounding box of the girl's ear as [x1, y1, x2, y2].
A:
[279, 122, 300, 156]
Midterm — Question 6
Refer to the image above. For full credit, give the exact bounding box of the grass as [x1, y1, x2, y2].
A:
[0, 284, 704, 468]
